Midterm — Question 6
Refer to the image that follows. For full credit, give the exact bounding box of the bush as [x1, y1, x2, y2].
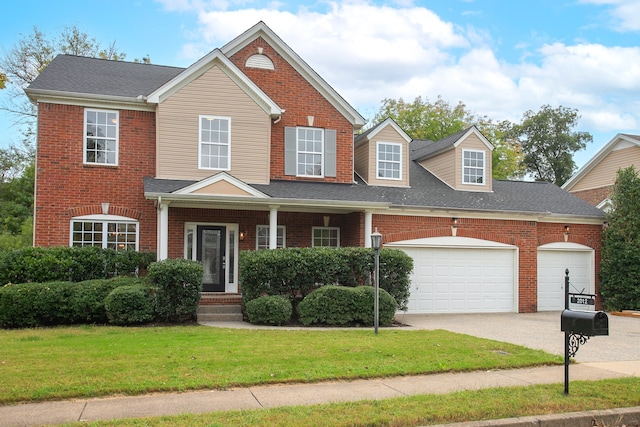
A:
[0, 277, 141, 328]
[0, 246, 156, 285]
[239, 247, 412, 310]
[147, 259, 203, 322]
[105, 285, 154, 326]
[245, 295, 293, 325]
[297, 285, 396, 327]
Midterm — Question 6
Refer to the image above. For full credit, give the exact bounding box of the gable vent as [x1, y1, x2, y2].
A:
[246, 53, 274, 70]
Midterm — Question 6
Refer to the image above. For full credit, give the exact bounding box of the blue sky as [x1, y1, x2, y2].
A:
[2, 0, 640, 169]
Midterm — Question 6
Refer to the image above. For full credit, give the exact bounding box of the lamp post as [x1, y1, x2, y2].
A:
[371, 227, 382, 335]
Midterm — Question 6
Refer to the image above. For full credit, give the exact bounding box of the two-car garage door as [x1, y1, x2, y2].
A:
[388, 237, 518, 314]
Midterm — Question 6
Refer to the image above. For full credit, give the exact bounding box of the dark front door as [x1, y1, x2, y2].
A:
[197, 225, 226, 292]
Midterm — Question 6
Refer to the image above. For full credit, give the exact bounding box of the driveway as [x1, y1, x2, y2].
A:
[394, 311, 640, 363]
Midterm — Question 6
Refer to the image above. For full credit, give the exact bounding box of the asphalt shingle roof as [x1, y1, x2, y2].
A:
[27, 55, 184, 98]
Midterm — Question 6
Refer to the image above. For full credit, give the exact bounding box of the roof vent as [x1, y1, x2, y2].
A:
[245, 53, 274, 70]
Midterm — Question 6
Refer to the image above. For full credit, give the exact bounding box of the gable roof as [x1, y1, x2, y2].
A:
[146, 48, 282, 118]
[562, 133, 640, 190]
[355, 118, 412, 146]
[222, 22, 366, 129]
[410, 126, 493, 162]
[25, 55, 183, 106]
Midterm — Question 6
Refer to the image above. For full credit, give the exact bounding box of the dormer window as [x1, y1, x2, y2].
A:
[377, 142, 402, 180]
[462, 149, 485, 184]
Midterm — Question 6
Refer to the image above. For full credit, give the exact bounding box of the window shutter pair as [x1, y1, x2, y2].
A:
[284, 127, 336, 177]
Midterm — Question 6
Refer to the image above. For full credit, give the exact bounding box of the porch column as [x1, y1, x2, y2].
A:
[269, 205, 279, 250]
[364, 211, 373, 248]
[157, 201, 169, 260]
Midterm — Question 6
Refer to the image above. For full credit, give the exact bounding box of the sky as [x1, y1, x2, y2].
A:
[1, 0, 640, 170]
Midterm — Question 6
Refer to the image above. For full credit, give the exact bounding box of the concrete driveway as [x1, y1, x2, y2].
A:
[394, 311, 640, 363]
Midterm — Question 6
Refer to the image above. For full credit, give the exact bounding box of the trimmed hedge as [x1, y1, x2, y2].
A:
[297, 285, 397, 326]
[0, 246, 156, 285]
[0, 277, 142, 328]
[239, 247, 412, 310]
[105, 285, 155, 326]
[245, 295, 293, 325]
[147, 259, 204, 322]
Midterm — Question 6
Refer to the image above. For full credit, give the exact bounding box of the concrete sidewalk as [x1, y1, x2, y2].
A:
[0, 360, 638, 427]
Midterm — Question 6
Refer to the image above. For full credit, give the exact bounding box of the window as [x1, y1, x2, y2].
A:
[377, 142, 402, 179]
[256, 225, 286, 249]
[463, 150, 485, 184]
[312, 227, 340, 248]
[297, 127, 324, 177]
[71, 216, 138, 251]
[84, 109, 118, 165]
[199, 116, 230, 170]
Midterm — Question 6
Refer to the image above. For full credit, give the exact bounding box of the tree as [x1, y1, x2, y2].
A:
[600, 166, 640, 311]
[509, 105, 592, 186]
[372, 95, 524, 179]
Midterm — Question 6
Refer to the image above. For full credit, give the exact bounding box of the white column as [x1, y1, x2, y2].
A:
[364, 211, 373, 248]
[158, 201, 169, 260]
[269, 205, 279, 250]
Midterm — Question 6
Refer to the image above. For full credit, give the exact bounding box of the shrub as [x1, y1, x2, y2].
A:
[104, 285, 154, 326]
[147, 259, 203, 322]
[297, 285, 396, 327]
[0, 277, 141, 328]
[245, 295, 293, 325]
[0, 246, 156, 285]
[239, 247, 412, 310]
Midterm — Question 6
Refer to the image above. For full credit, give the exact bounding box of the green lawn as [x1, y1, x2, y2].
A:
[0, 324, 561, 404]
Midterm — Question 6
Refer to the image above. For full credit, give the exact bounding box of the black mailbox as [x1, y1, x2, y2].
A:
[561, 309, 608, 336]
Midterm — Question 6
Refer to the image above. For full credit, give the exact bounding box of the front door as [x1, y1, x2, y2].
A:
[197, 225, 226, 292]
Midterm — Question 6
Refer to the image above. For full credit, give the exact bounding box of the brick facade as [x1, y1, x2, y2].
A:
[34, 103, 157, 251]
[571, 186, 613, 207]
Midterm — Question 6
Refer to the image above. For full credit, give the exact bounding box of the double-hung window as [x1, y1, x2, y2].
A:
[256, 225, 286, 249]
[297, 127, 324, 177]
[84, 109, 118, 165]
[199, 115, 230, 170]
[312, 227, 340, 248]
[377, 142, 402, 179]
[71, 215, 138, 251]
[462, 150, 485, 184]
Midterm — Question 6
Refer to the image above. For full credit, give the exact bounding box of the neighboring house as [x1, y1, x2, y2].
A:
[563, 133, 640, 210]
[26, 22, 605, 314]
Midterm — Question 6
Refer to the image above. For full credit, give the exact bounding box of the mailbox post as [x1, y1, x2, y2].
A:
[562, 269, 608, 395]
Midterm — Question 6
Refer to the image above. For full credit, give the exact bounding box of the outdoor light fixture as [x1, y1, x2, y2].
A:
[371, 227, 382, 335]
[239, 230, 246, 241]
[451, 217, 459, 237]
[564, 225, 570, 242]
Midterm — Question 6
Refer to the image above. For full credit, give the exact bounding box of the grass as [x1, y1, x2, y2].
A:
[0, 324, 561, 404]
[61, 378, 640, 426]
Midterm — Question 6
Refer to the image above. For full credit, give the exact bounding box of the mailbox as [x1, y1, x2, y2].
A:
[561, 309, 608, 336]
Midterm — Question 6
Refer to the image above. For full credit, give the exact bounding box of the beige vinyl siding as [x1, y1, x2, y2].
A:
[571, 145, 640, 191]
[420, 149, 455, 187]
[368, 127, 409, 187]
[354, 142, 369, 182]
[156, 66, 271, 184]
[455, 133, 492, 192]
[192, 180, 255, 196]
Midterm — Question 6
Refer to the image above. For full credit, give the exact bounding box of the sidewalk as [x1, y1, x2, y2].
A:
[1, 360, 638, 427]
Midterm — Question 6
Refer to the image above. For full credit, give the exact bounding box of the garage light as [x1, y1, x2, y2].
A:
[451, 217, 459, 237]
[564, 225, 570, 242]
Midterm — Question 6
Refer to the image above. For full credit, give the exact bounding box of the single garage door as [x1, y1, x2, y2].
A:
[537, 242, 594, 311]
[387, 237, 518, 314]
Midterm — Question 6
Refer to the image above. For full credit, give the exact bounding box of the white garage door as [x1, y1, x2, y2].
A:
[537, 242, 594, 311]
[387, 237, 518, 314]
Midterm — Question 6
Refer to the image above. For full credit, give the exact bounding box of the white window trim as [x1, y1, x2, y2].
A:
[84, 108, 119, 166]
[462, 149, 486, 185]
[312, 226, 340, 248]
[376, 141, 402, 180]
[296, 126, 324, 178]
[70, 214, 139, 251]
[198, 115, 231, 171]
[256, 225, 286, 250]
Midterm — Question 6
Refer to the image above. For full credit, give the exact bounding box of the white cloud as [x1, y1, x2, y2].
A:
[164, 0, 640, 137]
[580, 0, 640, 32]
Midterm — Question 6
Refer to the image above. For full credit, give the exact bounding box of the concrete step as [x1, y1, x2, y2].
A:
[197, 304, 243, 322]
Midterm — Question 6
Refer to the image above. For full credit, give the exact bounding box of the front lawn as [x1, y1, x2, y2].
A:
[0, 325, 561, 404]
